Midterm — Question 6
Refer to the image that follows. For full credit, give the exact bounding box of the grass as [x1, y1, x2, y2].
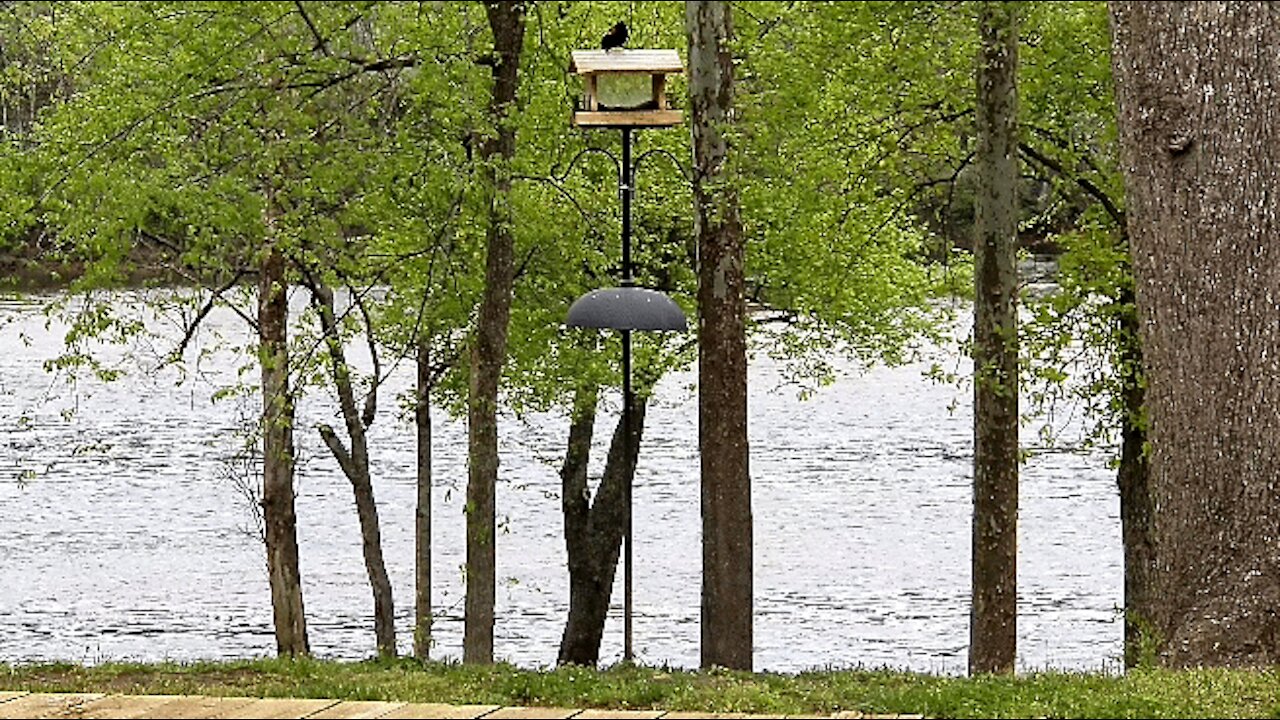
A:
[4, 658, 1280, 718]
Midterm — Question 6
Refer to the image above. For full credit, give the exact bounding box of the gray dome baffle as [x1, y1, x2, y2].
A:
[566, 287, 687, 331]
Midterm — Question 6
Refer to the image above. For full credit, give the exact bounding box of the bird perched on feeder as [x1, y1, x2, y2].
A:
[602, 21, 628, 51]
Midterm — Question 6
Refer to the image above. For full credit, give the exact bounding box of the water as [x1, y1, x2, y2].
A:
[0, 290, 1122, 673]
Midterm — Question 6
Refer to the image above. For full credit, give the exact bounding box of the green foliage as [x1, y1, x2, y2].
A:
[730, 0, 1132, 453]
[6, 659, 1280, 719]
[3, 0, 1138, 480]
[12, 0, 993, 418]
[734, 2, 965, 377]
[1023, 223, 1136, 451]
[1015, 1, 1137, 453]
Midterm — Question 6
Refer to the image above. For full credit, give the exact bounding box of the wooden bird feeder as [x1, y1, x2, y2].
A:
[570, 49, 683, 128]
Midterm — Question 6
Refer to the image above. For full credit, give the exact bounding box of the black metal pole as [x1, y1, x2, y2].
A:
[622, 327, 633, 663]
[620, 126, 635, 663]
[621, 127, 633, 289]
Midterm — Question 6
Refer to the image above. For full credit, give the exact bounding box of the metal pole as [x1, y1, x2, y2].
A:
[620, 126, 634, 663]
[621, 127, 633, 287]
[622, 327, 633, 663]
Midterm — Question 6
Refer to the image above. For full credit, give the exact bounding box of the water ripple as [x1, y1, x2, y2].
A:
[0, 293, 1122, 673]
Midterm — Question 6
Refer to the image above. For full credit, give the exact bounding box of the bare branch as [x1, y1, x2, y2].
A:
[348, 281, 381, 428]
[292, 0, 332, 57]
[1017, 140, 1125, 229]
[168, 270, 248, 364]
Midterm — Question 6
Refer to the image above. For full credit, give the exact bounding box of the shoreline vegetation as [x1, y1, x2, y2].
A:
[3, 658, 1278, 718]
[0, 247, 179, 292]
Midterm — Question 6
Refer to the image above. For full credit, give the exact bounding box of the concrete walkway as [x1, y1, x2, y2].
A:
[0, 691, 922, 719]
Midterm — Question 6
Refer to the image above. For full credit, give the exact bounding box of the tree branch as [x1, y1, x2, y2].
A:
[1018, 140, 1125, 228]
[347, 280, 381, 428]
[168, 269, 248, 364]
[318, 423, 357, 478]
[292, 0, 331, 57]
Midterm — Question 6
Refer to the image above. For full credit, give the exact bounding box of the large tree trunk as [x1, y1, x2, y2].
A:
[415, 341, 433, 661]
[312, 284, 396, 659]
[557, 384, 650, 666]
[969, 0, 1019, 676]
[464, 0, 525, 665]
[258, 227, 308, 657]
[686, 0, 752, 672]
[1110, 0, 1280, 667]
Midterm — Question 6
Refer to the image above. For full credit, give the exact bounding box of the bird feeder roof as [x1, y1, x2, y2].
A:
[570, 49, 683, 75]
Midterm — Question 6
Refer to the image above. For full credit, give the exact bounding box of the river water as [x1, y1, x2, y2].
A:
[0, 290, 1121, 673]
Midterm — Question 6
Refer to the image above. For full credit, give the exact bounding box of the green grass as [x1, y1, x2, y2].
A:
[3, 658, 1280, 718]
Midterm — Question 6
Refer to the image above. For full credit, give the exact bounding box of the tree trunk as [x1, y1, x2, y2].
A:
[557, 384, 650, 666]
[686, 0, 752, 672]
[969, 0, 1019, 676]
[415, 340, 433, 661]
[1113, 277, 1155, 668]
[464, 0, 525, 665]
[258, 229, 308, 657]
[312, 284, 396, 659]
[1110, 0, 1280, 667]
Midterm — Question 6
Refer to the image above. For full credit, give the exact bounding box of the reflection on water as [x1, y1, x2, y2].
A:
[0, 291, 1121, 673]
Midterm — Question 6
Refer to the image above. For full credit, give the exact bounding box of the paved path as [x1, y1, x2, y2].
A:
[0, 691, 922, 719]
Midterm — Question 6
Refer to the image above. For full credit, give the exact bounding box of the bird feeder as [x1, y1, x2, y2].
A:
[570, 49, 683, 128]
[564, 42, 687, 668]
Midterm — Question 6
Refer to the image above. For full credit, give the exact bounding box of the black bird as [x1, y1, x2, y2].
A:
[601, 21, 628, 51]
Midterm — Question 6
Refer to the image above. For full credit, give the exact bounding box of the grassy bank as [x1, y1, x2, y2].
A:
[3, 658, 1279, 718]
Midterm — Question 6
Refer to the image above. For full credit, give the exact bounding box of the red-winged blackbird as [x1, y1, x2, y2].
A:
[602, 21, 628, 51]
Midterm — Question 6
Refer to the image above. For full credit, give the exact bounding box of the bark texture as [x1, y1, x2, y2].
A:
[312, 284, 396, 659]
[1111, 0, 1280, 667]
[258, 234, 308, 657]
[686, 0, 752, 672]
[415, 341, 433, 661]
[970, 0, 1019, 676]
[557, 385, 650, 666]
[465, 0, 525, 665]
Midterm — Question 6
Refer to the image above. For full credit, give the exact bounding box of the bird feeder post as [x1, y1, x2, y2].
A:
[586, 75, 599, 112]
[565, 46, 687, 666]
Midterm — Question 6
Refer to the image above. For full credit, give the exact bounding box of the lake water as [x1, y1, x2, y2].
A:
[0, 290, 1122, 673]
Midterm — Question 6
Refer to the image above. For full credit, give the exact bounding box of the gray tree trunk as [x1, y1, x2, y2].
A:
[970, 0, 1019, 676]
[557, 384, 650, 666]
[258, 210, 309, 657]
[464, 0, 526, 665]
[312, 284, 396, 659]
[415, 341, 433, 661]
[686, 0, 752, 672]
[1111, 0, 1280, 667]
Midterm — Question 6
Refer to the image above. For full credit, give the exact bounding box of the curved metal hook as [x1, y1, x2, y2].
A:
[632, 147, 693, 186]
[558, 145, 621, 183]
